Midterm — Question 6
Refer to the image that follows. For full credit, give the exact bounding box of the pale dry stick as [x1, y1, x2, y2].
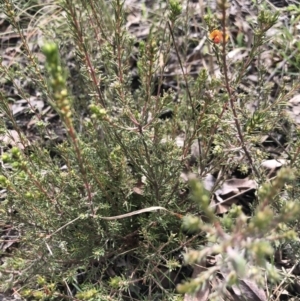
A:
[46, 207, 182, 239]
[265, 272, 269, 297]
[45, 215, 82, 239]
[45, 242, 53, 256]
[209, 186, 256, 209]
[273, 262, 297, 301]
[63, 280, 74, 298]
[94, 206, 182, 220]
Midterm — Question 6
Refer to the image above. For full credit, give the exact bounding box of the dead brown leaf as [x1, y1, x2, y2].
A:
[231, 279, 267, 301]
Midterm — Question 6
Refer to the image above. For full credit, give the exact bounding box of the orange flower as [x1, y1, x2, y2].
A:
[209, 29, 229, 44]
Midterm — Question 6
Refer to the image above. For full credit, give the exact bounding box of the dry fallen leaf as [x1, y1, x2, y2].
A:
[0, 129, 30, 149]
[231, 278, 267, 301]
[213, 177, 257, 214]
[261, 159, 286, 170]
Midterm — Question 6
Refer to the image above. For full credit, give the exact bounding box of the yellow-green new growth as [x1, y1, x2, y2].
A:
[42, 42, 72, 121]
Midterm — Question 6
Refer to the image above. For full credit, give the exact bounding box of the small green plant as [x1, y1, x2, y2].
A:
[179, 168, 299, 297]
[0, 0, 300, 300]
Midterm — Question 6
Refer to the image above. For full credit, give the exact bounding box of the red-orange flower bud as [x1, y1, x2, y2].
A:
[209, 29, 229, 44]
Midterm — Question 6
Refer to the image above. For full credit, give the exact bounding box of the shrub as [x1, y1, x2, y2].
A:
[1, 0, 300, 300]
